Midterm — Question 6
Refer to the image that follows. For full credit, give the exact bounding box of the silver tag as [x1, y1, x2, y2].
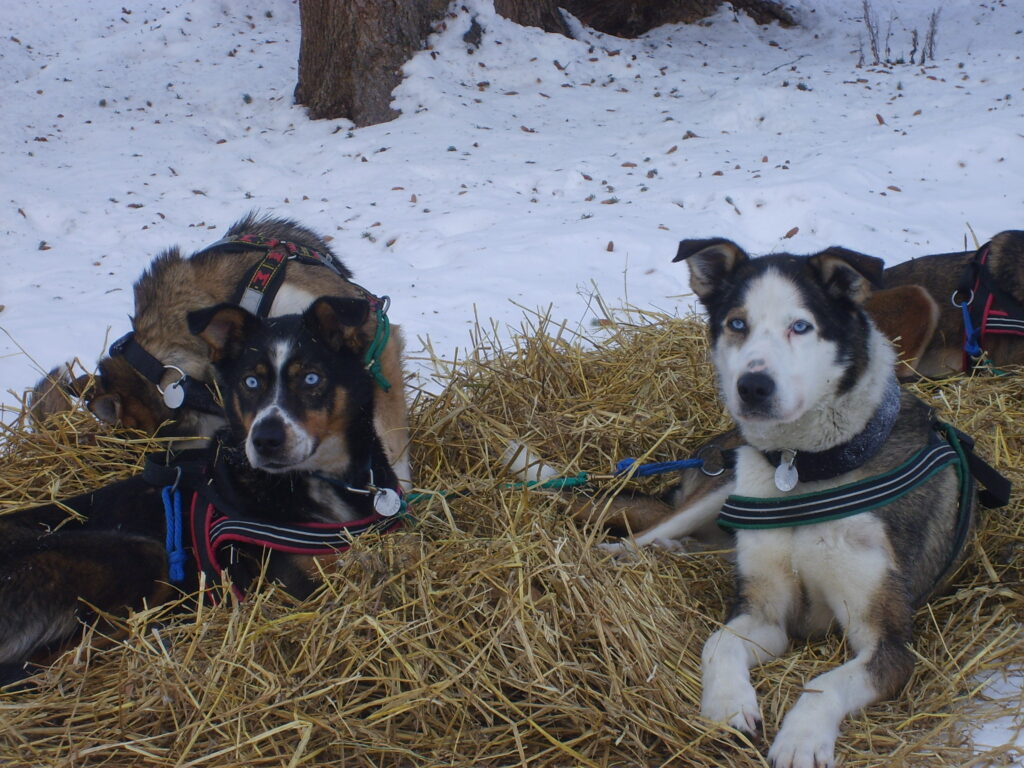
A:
[774, 451, 798, 492]
[163, 380, 185, 409]
[373, 488, 403, 517]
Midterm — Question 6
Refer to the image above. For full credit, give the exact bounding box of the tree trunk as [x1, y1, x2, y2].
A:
[560, 0, 794, 37]
[294, 0, 569, 127]
[294, 0, 795, 127]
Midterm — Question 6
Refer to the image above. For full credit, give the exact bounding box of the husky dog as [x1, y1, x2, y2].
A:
[31, 212, 411, 489]
[663, 239, 980, 768]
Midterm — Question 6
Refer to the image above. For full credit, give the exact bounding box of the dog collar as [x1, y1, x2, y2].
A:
[762, 375, 901, 489]
[108, 331, 222, 414]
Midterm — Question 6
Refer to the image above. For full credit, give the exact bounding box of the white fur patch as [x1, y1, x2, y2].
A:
[270, 283, 318, 316]
[714, 270, 845, 429]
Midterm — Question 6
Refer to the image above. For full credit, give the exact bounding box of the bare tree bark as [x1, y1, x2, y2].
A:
[295, 0, 569, 126]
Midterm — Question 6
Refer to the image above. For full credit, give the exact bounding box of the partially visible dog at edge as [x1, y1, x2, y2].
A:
[0, 296, 404, 678]
[603, 239, 1003, 767]
[29, 212, 411, 489]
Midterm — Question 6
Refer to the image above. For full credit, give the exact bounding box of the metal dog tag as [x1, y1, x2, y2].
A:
[163, 380, 185, 409]
[774, 450, 798, 492]
[373, 488, 403, 517]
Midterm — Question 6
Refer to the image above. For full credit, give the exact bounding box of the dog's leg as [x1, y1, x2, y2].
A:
[0, 532, 170, 665]
[767, 571, 914, 768]
[626, 480, 733, 549]
[701, 530, 798, 737]
[374, 326, 412, 490]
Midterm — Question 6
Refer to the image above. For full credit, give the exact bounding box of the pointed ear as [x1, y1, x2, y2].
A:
[305, 297, 371, 353]
[808, 247, 885, 304]
[187, 303, 258, 362]
[672, 238, 750, 302]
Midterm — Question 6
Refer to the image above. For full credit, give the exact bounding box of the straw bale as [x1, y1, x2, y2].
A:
[1, 308, 1021, 767]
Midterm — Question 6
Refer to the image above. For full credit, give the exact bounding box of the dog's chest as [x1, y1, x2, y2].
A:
[733, 449, 894, 631]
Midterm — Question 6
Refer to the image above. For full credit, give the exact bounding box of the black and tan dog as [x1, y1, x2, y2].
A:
[32, 212, 411, 489]
[1, 297, 403, 674]
[602, 239, 1006, 767]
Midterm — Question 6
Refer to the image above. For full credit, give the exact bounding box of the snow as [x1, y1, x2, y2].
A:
[0, 0, 1022, 757]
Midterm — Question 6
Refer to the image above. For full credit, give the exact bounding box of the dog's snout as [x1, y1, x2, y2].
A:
[737, 371, 775, 405]
[251, 417, 286, 455]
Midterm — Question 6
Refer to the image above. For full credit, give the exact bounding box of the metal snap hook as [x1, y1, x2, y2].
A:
[950, 288, 974, 308]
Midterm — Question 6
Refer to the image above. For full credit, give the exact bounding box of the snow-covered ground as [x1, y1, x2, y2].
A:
[1, 0, 1022, 757]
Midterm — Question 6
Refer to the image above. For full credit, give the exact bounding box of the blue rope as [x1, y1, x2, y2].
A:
[162, 486, 187, 584]
[960, 300, 982, 358]
[615, 458, 703, 477]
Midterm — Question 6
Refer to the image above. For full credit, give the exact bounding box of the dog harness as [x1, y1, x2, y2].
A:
[720, 423, 968, 530]
[954, 240, 1024, 370]
[107, 234, 395, 414]
[146, 449, 406, 602]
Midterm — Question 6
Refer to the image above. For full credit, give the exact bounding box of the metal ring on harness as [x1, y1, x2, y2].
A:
[156, 365, 188, 409]
[696, 444, 727, 477]
[950, 288, 974, 308]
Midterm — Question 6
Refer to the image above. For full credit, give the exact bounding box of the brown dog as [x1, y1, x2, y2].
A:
[32, 213, 411, 488]
[870, 230, 1024, 379]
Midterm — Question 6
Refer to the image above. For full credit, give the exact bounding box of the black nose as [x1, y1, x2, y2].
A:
[251, 417, 285, 455]
[737, 372, 775, 405]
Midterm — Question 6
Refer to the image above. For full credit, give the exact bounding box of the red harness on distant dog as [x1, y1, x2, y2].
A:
[957, 242, 1024, 370]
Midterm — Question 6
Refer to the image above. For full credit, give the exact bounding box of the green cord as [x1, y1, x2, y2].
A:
[363, 299, 392, 392]
[403, 472, 592, 506]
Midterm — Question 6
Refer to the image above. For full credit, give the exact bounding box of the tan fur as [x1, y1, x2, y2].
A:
[864, 285, 940, 379]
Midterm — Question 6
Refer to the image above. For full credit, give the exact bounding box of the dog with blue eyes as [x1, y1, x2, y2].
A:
[0, 297, 405, 681]
[603, 239, 1006, 768]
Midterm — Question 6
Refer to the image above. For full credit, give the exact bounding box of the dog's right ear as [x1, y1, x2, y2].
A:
[187, 304, 258, 362]
[305, 296, 372, 354]
[673, 238, 750, 301]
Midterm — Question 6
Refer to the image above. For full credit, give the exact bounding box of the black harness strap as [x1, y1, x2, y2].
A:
[145, 447, 406, 603]
[198, 234, 347, 319]
[109, 332, 222, 415]
[720, 433, 960, 530]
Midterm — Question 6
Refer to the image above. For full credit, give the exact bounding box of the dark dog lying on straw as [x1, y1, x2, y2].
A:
[0, 298, 405, 678]
[867, 229, 1024, 379]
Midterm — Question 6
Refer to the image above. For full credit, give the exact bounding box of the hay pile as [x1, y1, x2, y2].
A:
[1, 308, 1022, 767]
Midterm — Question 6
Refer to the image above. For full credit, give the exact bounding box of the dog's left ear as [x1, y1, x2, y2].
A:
[673, 238, 750, 302]
[305, 297, 371, 353]
[808, 247, 885, 304]
[188, 303, 259, 362]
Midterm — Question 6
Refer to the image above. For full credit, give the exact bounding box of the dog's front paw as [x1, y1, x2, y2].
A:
[701, 679, 762, 738]
[767, 717, 837, 768]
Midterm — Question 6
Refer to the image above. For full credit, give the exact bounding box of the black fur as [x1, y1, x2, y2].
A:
[0, 300, 393, 671]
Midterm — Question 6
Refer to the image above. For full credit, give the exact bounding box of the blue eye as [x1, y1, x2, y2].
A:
[244, 375, 259, 390]
[304, 372, 321, 386]
[791, 320, 813, 334]
[727, 317, 747, 332]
